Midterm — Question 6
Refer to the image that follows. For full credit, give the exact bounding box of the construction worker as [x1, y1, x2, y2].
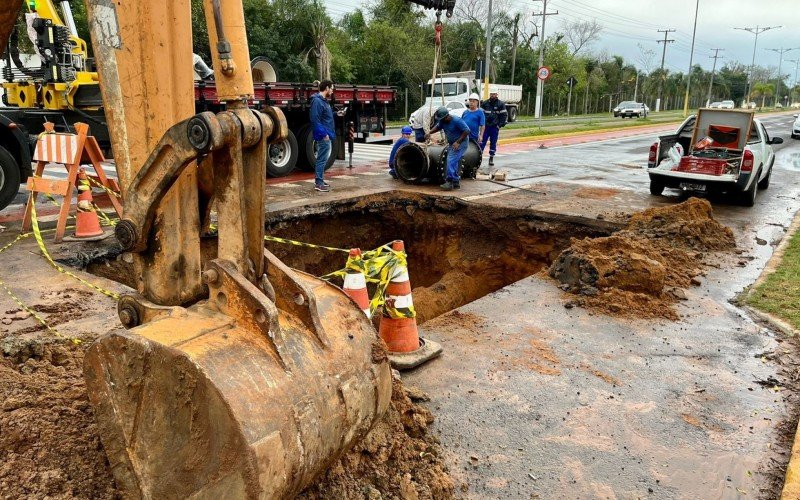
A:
[310, 79, 336, 192]
[409, 105, 433, 142]
[481, 88, 508, 167]
[388, 126, 413, 179]
[425, 106, 470, 191]
[461, 93, 485, 143]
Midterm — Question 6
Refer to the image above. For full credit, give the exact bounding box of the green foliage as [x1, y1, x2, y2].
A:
[746, 229, 800, 331]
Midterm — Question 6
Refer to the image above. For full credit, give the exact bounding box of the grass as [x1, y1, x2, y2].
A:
[513, 117, 660, 138]
[746, 229, 800, 331]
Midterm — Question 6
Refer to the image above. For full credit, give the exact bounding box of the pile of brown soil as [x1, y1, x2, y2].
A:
[550, 198, 736, 319]
[0, 340, 115, 499]
[299, 378, 455, 499]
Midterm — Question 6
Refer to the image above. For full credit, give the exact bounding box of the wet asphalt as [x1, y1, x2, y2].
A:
[404, 113, 800, 499]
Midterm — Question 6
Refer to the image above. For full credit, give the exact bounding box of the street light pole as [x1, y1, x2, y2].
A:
[682, 0, 699, 117]
[734, 25, 781, 106]
[766, 48, 798, 107]
[788, 59, 800, 105]
[483, 0, 493, 99]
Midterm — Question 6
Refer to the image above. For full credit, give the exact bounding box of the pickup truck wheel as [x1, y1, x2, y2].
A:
[758, 164, 772, 190]
[740, 170, 759, 207]
[0, 145, 21, 211]
[266, 129, 299, 177]
[649, 180, 665, 196]
[298, 125, 337, 172]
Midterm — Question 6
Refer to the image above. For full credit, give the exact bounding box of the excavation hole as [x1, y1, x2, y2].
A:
[263, 192, 615, 323]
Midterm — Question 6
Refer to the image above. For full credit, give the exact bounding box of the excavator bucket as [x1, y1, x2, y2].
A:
[81, 0, 392, 497]
[0, 0, 22, 55]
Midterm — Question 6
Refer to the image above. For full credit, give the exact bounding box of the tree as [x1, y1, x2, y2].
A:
[561, 19, 602, 56]
[751, 82, 774, 109]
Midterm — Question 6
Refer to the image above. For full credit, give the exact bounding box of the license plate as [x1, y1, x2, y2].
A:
[679, 182, 707, 192]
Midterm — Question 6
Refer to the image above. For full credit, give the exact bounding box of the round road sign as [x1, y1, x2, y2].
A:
[537, 66, 551, 81]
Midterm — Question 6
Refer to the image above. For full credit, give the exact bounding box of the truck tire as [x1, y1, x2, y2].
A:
[507, 106, 518, 123]
[0, 145, 21, 211]
[266, 129, 299, 177]
[649, 180, 665, 196]
[297, 125, 337, 172]
[758, 159, 773, 190]
[739, 170, 759, 207]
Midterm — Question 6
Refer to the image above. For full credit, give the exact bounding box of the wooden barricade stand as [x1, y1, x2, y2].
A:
[22, 122, 122, 242]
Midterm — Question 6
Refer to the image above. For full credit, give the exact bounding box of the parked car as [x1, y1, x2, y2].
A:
[616, 102, 649, 118]
[741, 101, 757, 109]
[709, 102, 723, 108]
[719, 100, 735, 109]
[791, 114, 800, 139]
[647, 109, 782, 207]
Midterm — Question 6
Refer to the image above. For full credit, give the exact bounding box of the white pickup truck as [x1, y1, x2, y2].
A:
[647, 109, 783, 207]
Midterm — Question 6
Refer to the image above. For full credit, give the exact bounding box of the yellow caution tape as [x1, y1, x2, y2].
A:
[85, 175, 122, 200]
[264, 235, 350, 253]
[30, 200, 121, 300]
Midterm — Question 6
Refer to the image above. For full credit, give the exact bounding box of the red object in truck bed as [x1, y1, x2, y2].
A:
[675, 156, 727, 176]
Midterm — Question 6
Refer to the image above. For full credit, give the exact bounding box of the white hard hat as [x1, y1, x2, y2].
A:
[468, 93, 480, 101]
[489, 86, 499, 94]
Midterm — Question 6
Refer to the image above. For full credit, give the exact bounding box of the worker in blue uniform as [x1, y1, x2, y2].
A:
[480, 88, 507, 167]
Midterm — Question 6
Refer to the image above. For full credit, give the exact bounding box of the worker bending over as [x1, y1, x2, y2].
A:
[389, 126, 413, 178]
[462, 93, 485, 143]
[410, 105, 433, 142]
[481, 88, 507, 167]
[426, 106, 470, 191]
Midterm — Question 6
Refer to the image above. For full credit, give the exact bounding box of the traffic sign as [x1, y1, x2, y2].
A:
[566, 76, 578, 88]
[537, 66, 551, 81]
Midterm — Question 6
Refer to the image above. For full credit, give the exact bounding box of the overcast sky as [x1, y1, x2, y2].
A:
[324, 0, 800, 82]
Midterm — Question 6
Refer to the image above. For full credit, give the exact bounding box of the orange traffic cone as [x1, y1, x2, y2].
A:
[343, 248, 371, 318]
[65, 169, 107, 241]
[379, 240, 442, 370]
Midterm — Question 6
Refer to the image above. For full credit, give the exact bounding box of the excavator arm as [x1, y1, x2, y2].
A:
[82, 1, 391, 498]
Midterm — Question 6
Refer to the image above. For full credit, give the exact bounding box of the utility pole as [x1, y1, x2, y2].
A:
[766, 47, 798, 107]
[682, 0, 700, 117]
[483, 0, 493, 99]
[706, 48, 724, 106]
[510, 13, 520, 85]
[734, 25, 781, 106]
[656, 29, 676, 112]
[532, 0, 558, 122]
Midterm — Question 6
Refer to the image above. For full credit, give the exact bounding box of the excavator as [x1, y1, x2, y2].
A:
[14, 0, 456, 498]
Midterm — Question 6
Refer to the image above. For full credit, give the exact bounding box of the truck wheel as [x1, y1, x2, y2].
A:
[297, 125, 338, 172]
[758, 160, 773, 190]
[0, 145, 21, 211]
[266, 129, 299, 177]
[740, 171, 759, 207]
[507, 106, 518, 123]
[649, 180, 665, 196]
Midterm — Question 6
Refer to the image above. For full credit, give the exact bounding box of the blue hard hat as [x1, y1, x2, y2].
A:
[401, 125, 413, 135]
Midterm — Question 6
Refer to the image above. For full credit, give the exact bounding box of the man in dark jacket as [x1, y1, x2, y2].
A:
[310, 80, 336, 192]
[480, 88, 507, 167]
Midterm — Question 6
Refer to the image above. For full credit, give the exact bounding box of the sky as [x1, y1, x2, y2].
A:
[324, 0, 800, 83]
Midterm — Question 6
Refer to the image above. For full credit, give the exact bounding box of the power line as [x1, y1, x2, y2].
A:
[656, 29, 675, 111]
[706, 48, 723, 105]
[733, 25, 781, 102]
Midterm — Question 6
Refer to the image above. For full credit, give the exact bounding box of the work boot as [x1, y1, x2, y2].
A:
[488, 156, 495, 167]
[453, 181, 461, 189]
[440, 181, 454, 191]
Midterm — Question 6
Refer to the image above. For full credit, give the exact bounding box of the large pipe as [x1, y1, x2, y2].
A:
[395, 140, 482, 184]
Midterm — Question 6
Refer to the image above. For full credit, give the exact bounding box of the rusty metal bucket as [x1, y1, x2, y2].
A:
[83, 255, 392, 499]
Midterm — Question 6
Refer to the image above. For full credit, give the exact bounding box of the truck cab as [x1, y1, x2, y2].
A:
[422, 71, 522, 123]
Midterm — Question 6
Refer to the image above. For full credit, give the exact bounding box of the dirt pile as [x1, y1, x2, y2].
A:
[0, 340, 116, 499]
[550, 198, 736, 319]
[299, 378, 456, 499]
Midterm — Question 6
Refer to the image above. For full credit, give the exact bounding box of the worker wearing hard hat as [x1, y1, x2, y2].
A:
[388, 126, 413, 179]
[461, 93, 485, 143]
[426, 106, 470, 190]
[481, 87, 508, 167]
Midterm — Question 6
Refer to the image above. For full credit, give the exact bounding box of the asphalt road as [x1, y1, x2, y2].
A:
[404, 112, 800, 499]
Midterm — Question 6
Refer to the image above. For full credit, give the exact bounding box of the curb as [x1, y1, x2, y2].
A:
[741, 203, 800, 499]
